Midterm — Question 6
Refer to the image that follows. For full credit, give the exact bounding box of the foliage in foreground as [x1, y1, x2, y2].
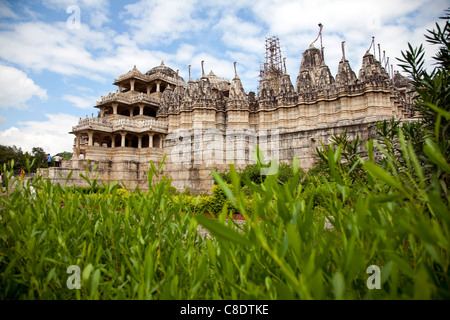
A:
[1, 127, 449, 299]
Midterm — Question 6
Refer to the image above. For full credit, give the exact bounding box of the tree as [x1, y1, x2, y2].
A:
[0, 145, 26, 173]
[55, 151, 73, 161]
[31, 147, 48, 170]
[397, 8, 449, 188]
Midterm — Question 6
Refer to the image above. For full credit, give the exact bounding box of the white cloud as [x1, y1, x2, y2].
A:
[42, 0, 110, 28]
[0, 113, 78, 155]
[62, 94, 98, 109]
[0, 0, 447, 99]
[0, 65, 47, 109]
[0, 1, 18, 19]
[213, 15, 264, 54]
[122, 0, 207, 45]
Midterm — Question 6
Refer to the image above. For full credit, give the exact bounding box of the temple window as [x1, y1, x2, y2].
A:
[153, 135, 161, 148]
[143, 107, 156, 117]
[142, 135, 149, 148]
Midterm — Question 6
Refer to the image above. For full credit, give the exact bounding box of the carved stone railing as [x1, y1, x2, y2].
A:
[72, 117, 168, 133]
[97, 92, 160, 106]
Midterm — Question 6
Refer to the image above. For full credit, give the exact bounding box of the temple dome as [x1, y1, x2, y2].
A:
[145, 61, 184, 82]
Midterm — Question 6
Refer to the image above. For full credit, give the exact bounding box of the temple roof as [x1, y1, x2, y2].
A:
[146, 61, 179, 78]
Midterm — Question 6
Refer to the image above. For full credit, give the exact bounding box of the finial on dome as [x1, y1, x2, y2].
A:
[160, 60, 165, 66]
[310, 23, 323, 48]
[366, 36, 375, 55]
[234, 61, 237, 77]
[341, 41, 345, 61]
[201, 60, 205, 77]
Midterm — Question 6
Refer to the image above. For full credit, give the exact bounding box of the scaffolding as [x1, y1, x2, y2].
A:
[258, 36, 285, 92]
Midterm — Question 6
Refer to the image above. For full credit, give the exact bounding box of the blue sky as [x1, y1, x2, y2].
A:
[0, 0, 447, 155]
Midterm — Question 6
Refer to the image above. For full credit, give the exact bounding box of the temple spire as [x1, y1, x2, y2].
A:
[378, 44, 381, 61]
[366, 36, 375, 54]
[310, 23, 323, 47]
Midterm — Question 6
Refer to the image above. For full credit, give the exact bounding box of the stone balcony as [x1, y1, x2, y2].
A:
[114, 71, 183, 87]
[96, 92, 161, 106]
[71, 116, 168, 134]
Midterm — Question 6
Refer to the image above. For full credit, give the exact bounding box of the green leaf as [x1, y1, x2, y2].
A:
[211, 170, 236, 208]
[423, 138, 450, 173]
[363, 162, 405, 191]
[195, 215, 249, 246]
[333, 272, 345, 300]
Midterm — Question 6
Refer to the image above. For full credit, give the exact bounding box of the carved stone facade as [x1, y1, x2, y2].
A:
[48, 42, 416, 193]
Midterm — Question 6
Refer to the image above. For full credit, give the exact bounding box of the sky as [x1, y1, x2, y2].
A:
[0, 0, 447, 155]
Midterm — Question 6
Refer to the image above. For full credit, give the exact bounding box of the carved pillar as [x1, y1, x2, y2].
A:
[100, 108, 104, 117]
[130, 79, 135, 92]
[138, 135, 142, 149]
[147, 85, 150, 95]
[121, 132, 126, 147]
[75, 134, 80, 149]
[112, 103, 118, 115]
[149, 133, 153, 148]
[139, 104, 144, 116]
[156, 81, 161, 92]
[111, 135, 115, 148]
[119, 84, 123, 93]
[88, 131, 93, 146]
[159, 135, 163, 148]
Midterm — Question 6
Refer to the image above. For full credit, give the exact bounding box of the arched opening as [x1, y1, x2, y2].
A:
[143, 107, 156, 117]
[93, 133, 102, 147]
[103, 106, 113, 116]
[126, 134, 139, 148]
[114, 135, 122, 147]
[80, 134, 89, 146]
[133, 107, 140, 116]
[150, 85, 157, 93]
[153, 135, 161, 148]
[102, 136, 112, 148]
[142, 135, 149, 148]
[119, 107, 130, 117]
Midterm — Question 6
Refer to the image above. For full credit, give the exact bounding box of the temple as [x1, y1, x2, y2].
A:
[49, 35, 416, 193]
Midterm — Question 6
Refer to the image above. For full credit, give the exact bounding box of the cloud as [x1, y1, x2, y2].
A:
[213, 15, 264, 54]
[62, 94, 98, 109]
[42, 0, 110, 28]
[0, 0, 447, 99]
[0, 1, 19, 19]
[0, 113, 78, 155]
[0, 65, 47, 109]
[122, 0, 208, 45]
